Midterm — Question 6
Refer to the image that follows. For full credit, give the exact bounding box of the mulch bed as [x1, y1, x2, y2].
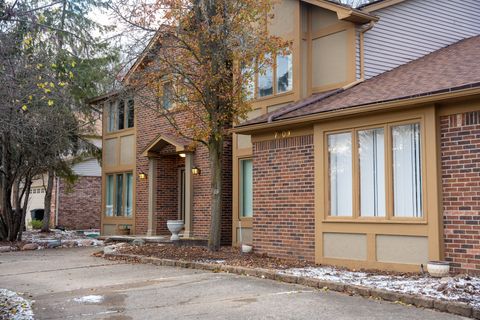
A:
[116, 243, 314, 269]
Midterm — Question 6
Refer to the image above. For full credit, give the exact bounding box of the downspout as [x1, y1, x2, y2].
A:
[359, 20, 376, 81]
[55, 176, 60, 226]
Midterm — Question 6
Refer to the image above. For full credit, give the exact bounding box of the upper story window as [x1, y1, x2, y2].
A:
[107, 98, 135, 133]
[161, 82, 174, 110]
[244, 50, 293, 100]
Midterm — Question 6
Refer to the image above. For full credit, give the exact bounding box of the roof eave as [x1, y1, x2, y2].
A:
[232, 86, 480, 135]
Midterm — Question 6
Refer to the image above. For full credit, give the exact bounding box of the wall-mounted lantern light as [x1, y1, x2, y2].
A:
[138, 171, 147, 180]
[179, 153, 186, 158]
[191, 167, 201, 175]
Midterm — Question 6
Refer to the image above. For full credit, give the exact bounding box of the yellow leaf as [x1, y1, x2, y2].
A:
[51, 63, 57, 68]
[22, 105, 28, 111]
[58, 82, 66, 87]
[29, 95, 33, 100]
[49, 82, 55, 88]
[69, 71, 74, 79]
[71, 61, 76, 68]
[48, 100, 54, 106]
[44, 88, 51, 94]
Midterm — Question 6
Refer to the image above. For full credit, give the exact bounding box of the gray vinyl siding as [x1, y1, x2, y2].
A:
[72, 158, 101, 177]
[363, 0, 480, 79]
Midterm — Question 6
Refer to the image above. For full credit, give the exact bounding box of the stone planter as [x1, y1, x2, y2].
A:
[427, 261, 450, 277]
[241, 244, 253, 253]
[167, 220, 184, 241]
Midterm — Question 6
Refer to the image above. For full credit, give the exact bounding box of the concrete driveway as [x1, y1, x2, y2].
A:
[0, 248, 468, 320]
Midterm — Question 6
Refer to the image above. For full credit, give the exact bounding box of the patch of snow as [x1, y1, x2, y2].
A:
[282, 266, 480, 308]
[73, 295, 104, 304]
[0, 289, 34, 320]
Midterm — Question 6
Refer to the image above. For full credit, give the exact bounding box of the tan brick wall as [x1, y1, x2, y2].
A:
[135, 101, 232, 244]
[252, 135, 315, 262]
[441, 111, 480, 274]
[56, 176, 101, 230]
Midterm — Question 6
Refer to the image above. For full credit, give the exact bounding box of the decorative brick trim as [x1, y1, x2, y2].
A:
[254, 135, 313, 152]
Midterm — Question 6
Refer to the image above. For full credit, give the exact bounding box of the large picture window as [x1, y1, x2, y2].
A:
[240, 159, 253, 218]
[326, 121, 423, 219]
[105, 172, 134, 218]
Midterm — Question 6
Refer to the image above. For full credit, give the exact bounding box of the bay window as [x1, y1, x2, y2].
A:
[105, 172, 134, 218]
[326, 121, 423, 219]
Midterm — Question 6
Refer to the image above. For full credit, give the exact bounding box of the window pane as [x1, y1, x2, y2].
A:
[392, 123, 422, 217]
[118, 100, 125, 130]
[126, 99, 134, 128]
[240, 159, 253, 217]
[108, 102, 115, 132]
[276, 52, 292, 93]
[105, 175, 114, 216]
[162, 83, 173, 110]
[258, 54, 273, 97]
[125, 173, 133, 217]
[358, 128, 385, 217]
[115, 174, 123, 216]
[328, 132, 352, 216]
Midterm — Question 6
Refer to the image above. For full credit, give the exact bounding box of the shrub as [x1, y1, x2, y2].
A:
[30, 219, 43, 229]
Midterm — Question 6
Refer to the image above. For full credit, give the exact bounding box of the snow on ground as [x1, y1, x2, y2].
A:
[0, 289, 34, 320]
[73, 295, 104, 304]
[282, 266, 480, 308]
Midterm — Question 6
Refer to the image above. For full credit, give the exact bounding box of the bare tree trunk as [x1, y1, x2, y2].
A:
[208, 136, 223, 251]
[17, 178, 32, 241]
[42, 169, 54, 232]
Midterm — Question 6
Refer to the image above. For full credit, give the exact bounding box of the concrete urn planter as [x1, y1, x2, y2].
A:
[167, 220, 184, 241]
[427, 261, 450, 277]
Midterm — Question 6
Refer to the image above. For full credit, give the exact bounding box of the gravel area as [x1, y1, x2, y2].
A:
[282, 267, 480, 308]
[0, 289, 34, 320]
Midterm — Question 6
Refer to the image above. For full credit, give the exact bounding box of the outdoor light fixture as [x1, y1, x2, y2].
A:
[179, 153, 186, 158]
[138, 171, 147, 179]
[191, 167, 201, 175]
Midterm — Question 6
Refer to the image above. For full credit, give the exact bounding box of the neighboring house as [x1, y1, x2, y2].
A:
[95, 0, 480, 274]
[26, 133, 102, 231]
[233, 0, 480, 274]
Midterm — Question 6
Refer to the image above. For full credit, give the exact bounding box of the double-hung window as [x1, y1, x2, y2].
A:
[327, 121, 423, 219]
[105, 172, 134, 218]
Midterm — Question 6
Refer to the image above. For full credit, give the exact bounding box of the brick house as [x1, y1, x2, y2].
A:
[95, 0, 480, 273]
[26, 140, 102, 231]
[232, 0, 480, 274]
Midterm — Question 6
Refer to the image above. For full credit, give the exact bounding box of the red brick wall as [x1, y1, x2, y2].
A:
[441, 111, 480, 274]
[56, 176, 101, 230]
[252, 135, 315, 262]
[135, 100, 232, 244]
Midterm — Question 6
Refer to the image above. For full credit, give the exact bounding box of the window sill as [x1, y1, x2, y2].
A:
[104, 127, 135, 137]
[322, 217, 427, 225]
